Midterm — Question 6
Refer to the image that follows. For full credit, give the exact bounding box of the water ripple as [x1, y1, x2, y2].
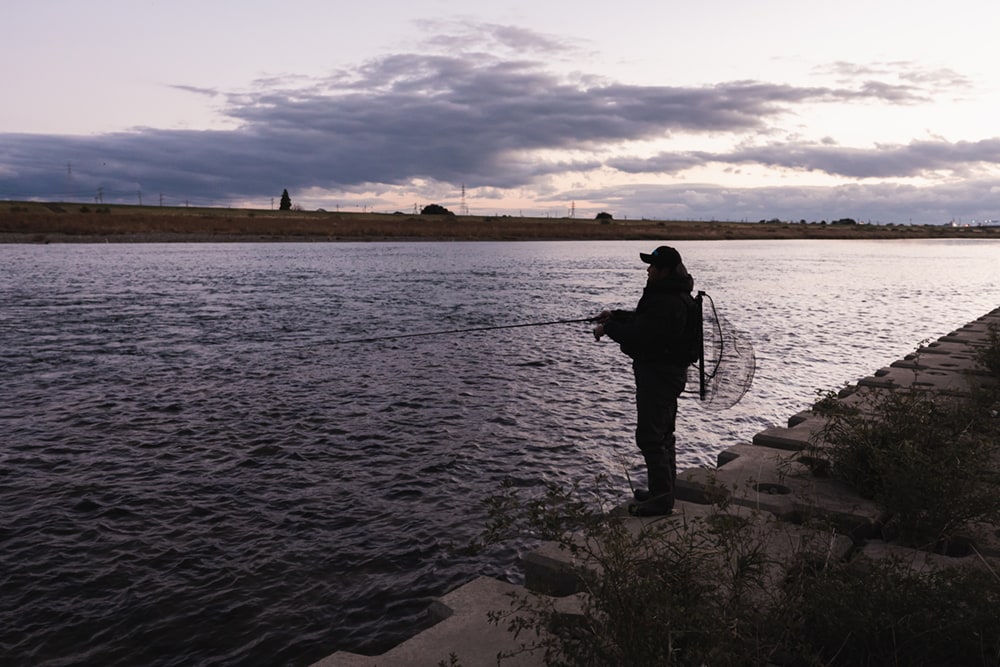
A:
[1, 240, 998, 665]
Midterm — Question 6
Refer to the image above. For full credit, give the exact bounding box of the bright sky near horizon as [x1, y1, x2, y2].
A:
[3, 0, 1000, 223]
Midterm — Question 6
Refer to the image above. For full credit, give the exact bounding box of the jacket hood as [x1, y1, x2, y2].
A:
[647, 272, 694, 294]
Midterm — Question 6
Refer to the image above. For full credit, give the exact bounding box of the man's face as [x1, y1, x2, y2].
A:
[646, 264, 670, 282]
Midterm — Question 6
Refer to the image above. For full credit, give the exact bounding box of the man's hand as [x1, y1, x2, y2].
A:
[592, 310, 612, 340]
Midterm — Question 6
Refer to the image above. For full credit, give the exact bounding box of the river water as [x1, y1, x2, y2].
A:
[2, 239, 998, 666]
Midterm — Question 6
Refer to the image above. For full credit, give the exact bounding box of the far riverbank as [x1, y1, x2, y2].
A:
[3, 201, 999, 242]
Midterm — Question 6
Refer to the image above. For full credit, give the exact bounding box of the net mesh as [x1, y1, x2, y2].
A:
[685, 291, 756, 409]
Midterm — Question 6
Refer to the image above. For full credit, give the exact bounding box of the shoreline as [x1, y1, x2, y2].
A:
[3, 201, 999, 243]
[319, 306, 1000, 666]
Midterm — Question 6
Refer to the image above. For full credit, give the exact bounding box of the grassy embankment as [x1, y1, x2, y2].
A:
[477, 324, 1000, 666]
[3, 201, 999, 242]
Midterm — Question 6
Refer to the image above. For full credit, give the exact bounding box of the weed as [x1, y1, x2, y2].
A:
[808, 330, 1000, 549]
[473, 325, 1000, 666]
[479, 478, 1000, 666]
[977, 322, 1000, 379]
[480, 480, 833, 665]
[790, 555, 1000, 666]
[811, 384, 1000, 548]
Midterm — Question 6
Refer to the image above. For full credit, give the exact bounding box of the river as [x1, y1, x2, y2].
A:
[2, 239, 998, 666]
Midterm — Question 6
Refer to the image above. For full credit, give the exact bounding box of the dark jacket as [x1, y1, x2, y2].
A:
[603, 273, 695, 366]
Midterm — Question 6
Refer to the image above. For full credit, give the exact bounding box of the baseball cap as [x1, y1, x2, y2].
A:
[639, 245, 682, 269]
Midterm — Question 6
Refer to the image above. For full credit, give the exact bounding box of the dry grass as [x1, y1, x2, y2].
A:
[2, 201, 998, 242]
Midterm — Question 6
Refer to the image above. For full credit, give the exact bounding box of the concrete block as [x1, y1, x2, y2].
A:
[920, 339, 984, 356]
[939, 325, 995, 346]
[718, 443, 754, 467]
[857, 365, 987, 395]
[676, 467, 731, 505]
[892, 349, 990, 376]
[954, 520, 1000, 560]
[677, 448, 885, 540]
[522, 503, 853, 605]
[787, 409, 815, 427]
[857, 540, 985, 573]
[816, 385, 891, 414]
[679, 452, 795, 520]
[786, 468, 887, 542]
[313, 576, 548, 667]
[522, 539, 582, 597]
[752, 419, 824, 451]
[855, 540, 1000, 577]
[522, 501, 717, 596]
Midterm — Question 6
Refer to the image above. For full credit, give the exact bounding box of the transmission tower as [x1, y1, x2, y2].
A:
[460, 184, 469, 215]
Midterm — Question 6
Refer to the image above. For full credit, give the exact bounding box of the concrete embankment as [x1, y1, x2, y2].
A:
[314, 307, 1000, 667]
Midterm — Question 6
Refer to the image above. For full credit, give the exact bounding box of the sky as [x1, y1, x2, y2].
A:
[3, 1, 1000, 224]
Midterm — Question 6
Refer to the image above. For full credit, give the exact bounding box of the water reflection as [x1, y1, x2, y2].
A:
[1, 239, 998, 666]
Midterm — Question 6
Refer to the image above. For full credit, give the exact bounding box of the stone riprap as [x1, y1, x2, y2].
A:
[314, 306, 1000, 666]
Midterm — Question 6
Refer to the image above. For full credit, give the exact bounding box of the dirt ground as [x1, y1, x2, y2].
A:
[2, 202, 997, 242]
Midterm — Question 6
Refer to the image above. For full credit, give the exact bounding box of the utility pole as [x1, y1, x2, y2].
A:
[137, 190, 142, 206]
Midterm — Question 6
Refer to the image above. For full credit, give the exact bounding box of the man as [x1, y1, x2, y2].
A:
[593, 246, 696, 516]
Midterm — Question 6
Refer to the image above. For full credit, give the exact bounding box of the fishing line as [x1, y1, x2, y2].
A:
[329, 293, 754, 408]
[334, 316, 598, 344]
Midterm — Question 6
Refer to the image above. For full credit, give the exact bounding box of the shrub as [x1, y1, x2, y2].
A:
[977, 323, 1000, 378]
[480, 479, 825, 666]
[809, 359, 1000, 548]
[792, 555, 1000, 666]
[421, 203, 454, 216]
[477, 477, 1000, 666]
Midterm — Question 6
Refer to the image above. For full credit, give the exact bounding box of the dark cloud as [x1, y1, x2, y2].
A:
[0, 31, 997, 222]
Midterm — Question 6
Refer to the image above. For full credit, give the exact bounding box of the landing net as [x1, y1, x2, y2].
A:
[685, 291, 756, 410]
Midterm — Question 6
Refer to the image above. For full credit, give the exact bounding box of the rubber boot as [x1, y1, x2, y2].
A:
[629, 445, 674, 516]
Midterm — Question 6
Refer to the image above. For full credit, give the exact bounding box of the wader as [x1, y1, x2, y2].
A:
[633, 361, 687, 512]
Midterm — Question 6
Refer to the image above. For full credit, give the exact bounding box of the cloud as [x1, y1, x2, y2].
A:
[612, 138, 1000, 179]
[724, 138, 1000, 178]
[1, 23, 998, 222]
[413, 18, 571, 56]
[567, 179, 1000, 225]
[818, 60, 974, 93]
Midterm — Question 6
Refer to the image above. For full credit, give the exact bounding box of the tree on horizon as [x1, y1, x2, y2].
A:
[279, 189, 292, 211]
[421, 203, 454, 216]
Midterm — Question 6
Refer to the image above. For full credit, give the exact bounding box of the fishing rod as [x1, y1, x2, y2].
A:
[335, 316, 598, 344]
